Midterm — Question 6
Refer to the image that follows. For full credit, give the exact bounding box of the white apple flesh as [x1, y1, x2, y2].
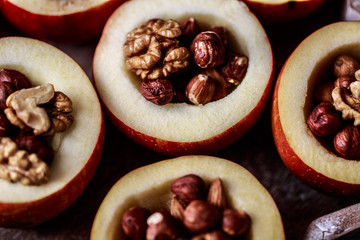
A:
[93, 0, 274, 155]
[0, 36, 104, 227]
[91, 155, 285, 240]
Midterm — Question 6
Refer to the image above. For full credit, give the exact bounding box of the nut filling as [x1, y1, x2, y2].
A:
[121, 174, 251, 240]
[0, 68, 74, 185]
[308, 55, 360, 159]
[123, 18, 249, 105]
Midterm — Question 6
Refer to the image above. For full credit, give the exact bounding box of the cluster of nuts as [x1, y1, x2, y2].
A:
[121, 174, 251, 240]
[308, 55, 360, 159]
[123, 18, 248, 105]
[0, 69, 74, 185]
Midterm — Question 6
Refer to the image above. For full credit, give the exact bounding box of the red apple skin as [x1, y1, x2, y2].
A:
[272, 66, 360, 197]
[0, 115, 105, 228]
[100, 63, 274, 156]
[0, 0, 127, 43]
[243, 0, 326, 24]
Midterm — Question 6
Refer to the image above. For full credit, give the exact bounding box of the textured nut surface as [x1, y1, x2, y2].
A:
[171, 174, 205, 204]
[122, 206, 149, 240]
[140, 79, 173, 105]
[209, 26, 228, 47]
[314, 82, 334, 103]
[170, 196, 185, 222]
[332, 85, 360, 126]
[207, 178, 226, 209]
[222, 208, 251, 237]
[183, 200, 221, 233]
[334, 55, 360, 77]
[0, 137, 50, 185]
[307, 102, 341, 137]
[334, 76, 355, 90]
[0, 69, 31, 89]
[191, 31, 225, 68]
[6, 83, 54, 135]
[0, 82, 17, 111]
[180, 17, 200, 45]
[146, 210, 180, 240]
[186, 74, 215, 105]
[334, 125, 360, 159]
[200, 69, 231, 101]
[221, 52, 248, 85]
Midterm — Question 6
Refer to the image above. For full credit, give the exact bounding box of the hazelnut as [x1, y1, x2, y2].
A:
[186, 74, 215, 105]
[121, 206, 150, 240]
[0, 69, 31, 89]
[140, 79, 173, 105]
[314, 81, 335, 103]
[199, 69, 231, 101]
[0, 81, 17, 111]
[334, 76, 355, 90]
[191, 31, 225, 68]
[15, 134, 55, 165]
[207, 178, 226, 210]
[221, 208, 250, 237]
[183, 200, 221, 233]
[334, 125, 360, 159]
[171, 174, 206, 204]
[209, 26, 228, 47]
[307, 102, 341, 137]
[0, 113, 13, 137]
[221, 51, 248, 86]
[192, 230, 228, 240]
[180, 17, 200, 45]
[170, 197, 185, 222]
[146, 210, 180, 240]
[334, 55, 360, 77]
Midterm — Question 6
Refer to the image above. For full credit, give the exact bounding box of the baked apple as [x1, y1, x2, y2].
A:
[0, 36, 104, 227]
[272, 21, 360, 196]
[0, 0, 127, 43]
[242, 0, 326, 24]
[93, 0, 274, 155]
[90, 155, 284, 240]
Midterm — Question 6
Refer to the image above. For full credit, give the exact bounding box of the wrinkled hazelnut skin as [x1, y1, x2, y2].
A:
[122, 206, 150, 240]
[209, 26, 228, 47]
[183, 200, 221, 233]
[307, 102, 341, 137]
[171, 174, 206, 204]
[15, 134, 55, 165]
[191, 31, 225, 68]
[180, 17, 200, 45]
[314, 81, 334, 103]
[200, 69, 231, 101]
[221, 52, 248, 85]
[0, 113, 13, 137]
[334, 55, 360, 77]
[0, 69, 31, 89]
[140, 79, 173, 105]
[146, 210, 180, 240]
[222, 208, 251, 237]
[186, 74, 215, 105]
[334, 125, 360, 159]
[0, 82, 17, 110]
[334, 76, 355, 90]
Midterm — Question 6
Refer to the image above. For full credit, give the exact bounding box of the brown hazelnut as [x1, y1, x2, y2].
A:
[0, 81, 17, 110]
[170, 197, 185, 222]
[192, 230, 228, 240]
[121, 206, 150, 240]
[0, 69, 31, 89]
[15, 134, 55, 165]
[314, 81, 334, 103]
[186, 74, 215, 105]
[171, 174, 206, 204]
[0, 113, 13, 137]
[183, 200, 221, 233]
[221, 52, 248, 86]
[334, 55, 360, 77]
[334, 76, 355, 90]
[209, 26, 228, 47]
[222, 208, 250, 237]
[199, 69, 231, 101]
[307, 102, 341, 137]
[140, 79, 173, 105]
[334, 125, 360, 159]
[146, 210, 180, 240]
[180, 17, 200, 45]
[191, 31, 225, 68]
[207, 178, 226, 210]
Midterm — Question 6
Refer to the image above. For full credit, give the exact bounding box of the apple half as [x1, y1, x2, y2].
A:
[0, 36, 104, 227]
[242, 0, 326, 24]
[91, 155, 285, 240]
[93, 0, 273, 155]
[0, 0, 127, 43]
[272, 21, 360, 197]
